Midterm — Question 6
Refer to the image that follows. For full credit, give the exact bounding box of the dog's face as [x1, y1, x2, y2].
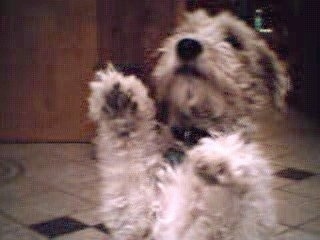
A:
[153, 10, 290, 131]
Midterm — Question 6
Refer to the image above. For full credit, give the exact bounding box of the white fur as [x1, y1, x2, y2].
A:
[88, 9, 284, 240]
[154, 135, 275, 240]
[153, 10, 290, 135]
[88, 67, 165, 239]
[88, 66, 276, 239]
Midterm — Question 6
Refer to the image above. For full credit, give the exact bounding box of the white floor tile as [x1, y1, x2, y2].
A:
[0, 191, 95, 225]
[273, 230, 319, 240]
[280, 175, 320, 199]
[299, 217, 320, 235]
[273, 190, 320, 227]
[0, 226, 48, 240]
[52, 228, 106, 240]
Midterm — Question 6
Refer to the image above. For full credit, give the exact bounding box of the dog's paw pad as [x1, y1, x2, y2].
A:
[130, 101, 138, 113]
[113, 82, 120, 90]
[103, 83, 136, 116]
[195, 160, 209, 172]
[214, 162, 231, 183]
[195, 159, 231, 185]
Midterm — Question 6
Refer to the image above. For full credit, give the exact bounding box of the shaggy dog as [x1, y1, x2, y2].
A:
[88, 67, 165, 239]
[88, 67, 275, 240]
[152, 10, 290, 138]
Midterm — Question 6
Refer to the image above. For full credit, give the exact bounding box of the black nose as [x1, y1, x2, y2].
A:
[176, 38, 203, 61]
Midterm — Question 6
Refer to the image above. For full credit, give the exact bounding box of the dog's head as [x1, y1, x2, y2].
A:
[153, 10, 290, 132]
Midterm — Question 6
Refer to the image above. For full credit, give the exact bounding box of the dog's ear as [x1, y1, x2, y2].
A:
[256, 44, 291, 111]
[213, 12, 291, 111]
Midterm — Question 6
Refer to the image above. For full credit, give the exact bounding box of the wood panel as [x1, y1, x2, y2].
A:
[0, 0, 97, 142]
[96, 0, 184, 80]
[0, 0, 184, 141]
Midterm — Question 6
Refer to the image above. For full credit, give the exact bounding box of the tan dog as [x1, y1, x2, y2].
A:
[153, 10, 290, 136]
[88, 66, 275, 240]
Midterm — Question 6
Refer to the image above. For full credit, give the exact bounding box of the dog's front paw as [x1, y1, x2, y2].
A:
[195, 157, 232, 185]
[195, 157, 254, 194]
[102, 82, 138, 118]
[89, 66, 156, 123]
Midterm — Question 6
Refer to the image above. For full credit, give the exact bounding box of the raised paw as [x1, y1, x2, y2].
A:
[194, 155, 254, 193]
[102, 82, 138, 118]
[89, 67, 156, 123]
[195, 158, 232, 185]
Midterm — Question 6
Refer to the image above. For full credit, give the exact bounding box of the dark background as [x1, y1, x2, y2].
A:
[0, 0, 319, 142]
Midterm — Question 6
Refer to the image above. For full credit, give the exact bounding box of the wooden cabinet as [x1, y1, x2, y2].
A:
[96, 0, 184, 81]
[0, 0, 98, 142]
[0, 0, 184, 142]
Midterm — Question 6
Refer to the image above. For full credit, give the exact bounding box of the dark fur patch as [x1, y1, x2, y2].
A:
[163, 148, 185, 166]
[105, 85, 131, 111]
[176, 64, 207, 79]
[171, 126, 211, 146]
[225, 34, 243, 50]
[156, 101, 169, 123]
[258, 51, 277, 92]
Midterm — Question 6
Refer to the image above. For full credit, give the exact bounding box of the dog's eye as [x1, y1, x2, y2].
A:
[224, 35, 243, 50]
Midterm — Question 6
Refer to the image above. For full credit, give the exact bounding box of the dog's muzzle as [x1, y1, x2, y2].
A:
[176, 38, 203, 61]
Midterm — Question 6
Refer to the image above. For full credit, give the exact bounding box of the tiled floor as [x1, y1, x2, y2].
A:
[0, 110, 319, 239]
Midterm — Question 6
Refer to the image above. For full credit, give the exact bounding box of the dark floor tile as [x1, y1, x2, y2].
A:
[94, 223, 110, 234]
[274, 168, 315, 180]
[30, 216, 89, 238]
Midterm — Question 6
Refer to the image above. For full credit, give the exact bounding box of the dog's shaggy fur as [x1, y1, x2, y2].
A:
[154, 135, 274, 240]
[153, 10, 290, 136]
[88, 66, 275, 240]
[88, 67, 164, 239]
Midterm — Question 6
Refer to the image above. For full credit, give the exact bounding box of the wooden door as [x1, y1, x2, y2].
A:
[0, 0, 97, 142]
[96, 0, 185, 81]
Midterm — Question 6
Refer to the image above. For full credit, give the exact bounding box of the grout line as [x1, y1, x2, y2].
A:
[295, 215, 320, 228]
[48, 186, 102, 206]
[274, 225, 298, 236]
[0, 209, 32, 229]
[274, 187, 320, 200]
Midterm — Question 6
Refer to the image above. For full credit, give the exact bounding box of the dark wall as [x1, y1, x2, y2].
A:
[298, 1, 320, 118]
[96, 0, 184, 80]
[0, 0, 98, 142]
